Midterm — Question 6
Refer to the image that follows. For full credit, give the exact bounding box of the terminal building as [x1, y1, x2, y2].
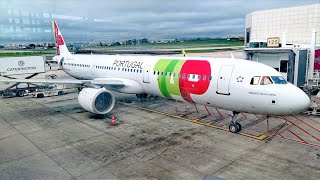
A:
[244, 4, 320, 89]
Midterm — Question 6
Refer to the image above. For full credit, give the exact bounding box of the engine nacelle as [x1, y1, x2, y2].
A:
[78, 88, 115, 114]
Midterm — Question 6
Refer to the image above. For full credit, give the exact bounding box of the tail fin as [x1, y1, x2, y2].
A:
[52, 21, 72, 57]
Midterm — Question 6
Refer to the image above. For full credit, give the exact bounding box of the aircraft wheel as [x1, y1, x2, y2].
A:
[235, 122, 242, 132]
[229, 123, 239, 133]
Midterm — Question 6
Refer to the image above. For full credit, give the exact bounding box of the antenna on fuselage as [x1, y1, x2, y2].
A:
[182, 48, 187, 57]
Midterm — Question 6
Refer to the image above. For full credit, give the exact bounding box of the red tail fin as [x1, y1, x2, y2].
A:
[52, 21, 72, 57]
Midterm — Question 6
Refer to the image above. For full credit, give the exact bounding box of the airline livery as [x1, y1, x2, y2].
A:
[0, 21, 310, 133]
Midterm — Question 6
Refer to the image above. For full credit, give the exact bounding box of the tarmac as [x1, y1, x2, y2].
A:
[0, 52, 319, 179]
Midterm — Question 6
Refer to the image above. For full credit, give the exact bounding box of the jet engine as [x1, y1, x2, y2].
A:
[78, 88, 115, 114]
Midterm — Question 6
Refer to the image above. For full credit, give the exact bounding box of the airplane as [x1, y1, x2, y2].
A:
[0, 21, 311, 133]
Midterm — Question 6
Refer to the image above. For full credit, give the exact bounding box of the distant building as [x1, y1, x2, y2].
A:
[245, 3, 320, 46]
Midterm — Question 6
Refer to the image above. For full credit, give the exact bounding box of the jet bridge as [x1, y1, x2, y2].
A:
[243, 46, 308, 87]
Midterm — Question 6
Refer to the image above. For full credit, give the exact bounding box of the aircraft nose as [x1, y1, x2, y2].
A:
[290, 86, 310, 113]
[300, 91, 311, 110]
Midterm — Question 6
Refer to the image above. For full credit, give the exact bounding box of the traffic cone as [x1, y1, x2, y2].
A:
[111, 116, 116, 125]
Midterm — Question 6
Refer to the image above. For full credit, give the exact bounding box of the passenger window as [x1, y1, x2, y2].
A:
[260, 76, 273, 85]
[192, 74, 195, 79]
[178, 73, 180, 78]
[198, 75, 201, 79]
[209, 76, 212, 80]
[203, 75, 206, 80]
[173, 73, 176, 77]
[188, 74, 190, 78]
[157, 71, 159, 75]
[182, 73, 186, 78]
[250, 76, 260, 85]
[161, 72, 163, 76]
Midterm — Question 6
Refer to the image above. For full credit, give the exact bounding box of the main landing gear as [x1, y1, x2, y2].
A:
[228, 111, 242, 133]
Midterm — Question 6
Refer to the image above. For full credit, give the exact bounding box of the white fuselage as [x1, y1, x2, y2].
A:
[61, 54, 310, 115]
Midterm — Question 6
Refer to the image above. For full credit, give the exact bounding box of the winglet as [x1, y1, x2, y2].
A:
[182, 48, 187, 57]
[52, 21, 72, 57]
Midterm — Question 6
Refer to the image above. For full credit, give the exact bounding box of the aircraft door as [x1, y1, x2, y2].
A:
[91, 64, 96, 76]
[217, 65, 234, 95]
[59, 57, 64, 69]
[143, 65, 151, 83]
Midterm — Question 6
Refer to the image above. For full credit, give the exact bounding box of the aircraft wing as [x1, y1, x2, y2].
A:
[0, 78, 125, 86]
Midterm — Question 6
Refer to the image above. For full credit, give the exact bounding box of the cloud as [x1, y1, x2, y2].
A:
[0, 0, 319, 42]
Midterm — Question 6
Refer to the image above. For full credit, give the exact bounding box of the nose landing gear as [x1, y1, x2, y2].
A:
[228, 111, 242, 133]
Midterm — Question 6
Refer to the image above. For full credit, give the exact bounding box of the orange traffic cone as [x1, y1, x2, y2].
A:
[111, 116, 116, 125]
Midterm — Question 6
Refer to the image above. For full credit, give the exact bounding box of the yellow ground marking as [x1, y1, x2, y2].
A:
[131, 105, 268, 140]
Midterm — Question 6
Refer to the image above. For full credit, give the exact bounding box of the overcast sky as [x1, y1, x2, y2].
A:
[0, 0, 319, 43]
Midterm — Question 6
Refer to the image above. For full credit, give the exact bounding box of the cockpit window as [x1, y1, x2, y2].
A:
[271, 76, 287, 84]
[260, 76, 273, 85]
[250, 76, 260, 85]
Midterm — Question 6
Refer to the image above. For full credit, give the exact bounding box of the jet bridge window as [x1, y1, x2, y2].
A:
[280, 60, 289, 73]
[260, 76, 273, 85]
[250, 76, 260, 85]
